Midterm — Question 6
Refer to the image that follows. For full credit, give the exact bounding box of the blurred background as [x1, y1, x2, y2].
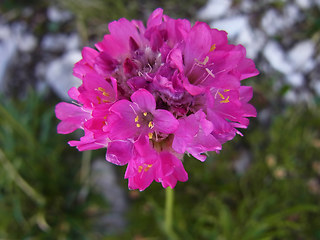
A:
[1, 0, 320, 239]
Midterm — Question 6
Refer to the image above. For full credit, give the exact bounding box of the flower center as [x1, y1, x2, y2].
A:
[134, 112, 155, 139]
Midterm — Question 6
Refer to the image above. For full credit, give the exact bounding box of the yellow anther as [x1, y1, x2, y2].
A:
[144, 164, 153, 172]
[218, 91, 225, 100]
[138, 166, 143, 173]
[143, 112, 147, 116]
[148, 121, 154, 129]
[195, 56, 209, 66]
[98, 87, 105, 92]
[135, 115, 139, 122]
[102, 92, 109, 97]
[96, 96, 102, 104]
[148, 132, 153, 139]
[136, 123, 141, 128]
[224, 89, 230, 92]
[210, 44, 216, 52]
[220, 96, 230, 103]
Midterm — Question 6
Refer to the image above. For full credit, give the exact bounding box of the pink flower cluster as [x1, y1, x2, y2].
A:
[55, 8, 259, 191]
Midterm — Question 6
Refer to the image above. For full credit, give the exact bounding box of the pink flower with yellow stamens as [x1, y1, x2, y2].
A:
[55, 8, 258, 191]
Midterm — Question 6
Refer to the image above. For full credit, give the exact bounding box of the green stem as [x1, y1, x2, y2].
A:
[0, 149, 45, 206]
[0, 104, 36, 147]
[77, 151, 92, 202]
[165, 186, 174, 235]
[79, 150, 92, 183]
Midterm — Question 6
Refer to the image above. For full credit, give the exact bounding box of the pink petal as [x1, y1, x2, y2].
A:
[55, 102, 90, 134]
[130, 89, 156, 112]
[184, 22, 212, 72]
[147, 8, 163, 28]
[167, 48, 184, 72]
[153, 109, 179, 134]
[82, 47, 99, 67]
[106, 140, 133, 165]
[108, 100, 138, 140]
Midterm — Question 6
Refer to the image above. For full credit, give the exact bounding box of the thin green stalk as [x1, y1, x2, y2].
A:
[165, 187, 174, 235]
[79, 150, 92, 183]
[0, 104, 36, 147]
[0, 149, 45, 206]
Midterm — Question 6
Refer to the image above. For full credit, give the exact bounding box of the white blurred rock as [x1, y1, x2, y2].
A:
[261, 9, 285, 36]
[295, 0, 312, 9]
[288, 40, 315, 72]
[237, 28, 266, 59]
[211, 16, 249, 38]
[285, 72, 304, 87]
[91, 160, 127, 234]
[240, 0, 259, 12]
[284, 4, 302, 25]
[42, 33, 80, 52]
[47, 6, 72, 22]
[198, 0, 232, 20]
[17, 33, 37, 52]
[0, 25, 18, 92]
[65, 33, 80, 50]
[311, 79, 320, 96]
[45, 50, 82, 100]
[263, 41, 293, 74]
[41, 34, 68, 51]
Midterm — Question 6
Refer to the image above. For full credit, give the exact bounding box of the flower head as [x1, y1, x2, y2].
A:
[55, 8, 259, 191]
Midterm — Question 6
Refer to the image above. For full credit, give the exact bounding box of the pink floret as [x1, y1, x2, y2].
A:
[55, 8, 259, 190]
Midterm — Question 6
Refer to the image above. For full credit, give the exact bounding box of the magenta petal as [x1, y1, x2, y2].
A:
[108, 100, 138, 139]
[130, 89, 156, 112]
[55, 102, 90, 134]
[184, 22, 212, 71]
[106, 140, 133, 165]
[183, 76, 205, 96]
[82, 47, 99, 67]
[68, 130, 107, 151]
[153, 109, 179, 134]
[147, 8, 163, 28]
[239, 86, 253, 103]
[157, 152, 188, 188]
[167, 48, 184, 72]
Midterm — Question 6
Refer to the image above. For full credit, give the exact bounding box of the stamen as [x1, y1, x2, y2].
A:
[148, 121, 154, 129]
[195, 56, 209, 66]
[217, 91, 225, 100]
[205, 68, 215, 78]
[210, 44, 216, 52]
[224, 89, 230, 92]
[102, 92, 109, 97]
[144, 164, 153, 172]
[136, 123, 141, 128]
[220, 96, 230, 103]
[138, 165, 143, 173]
[148, 132, 153, 139]
[135, 115, 139, 122]
[143, 112, 147, 116]
[97, 87, 105, 92]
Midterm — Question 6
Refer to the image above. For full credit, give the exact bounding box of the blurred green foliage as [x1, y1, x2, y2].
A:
[0, 92, 108, 239]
